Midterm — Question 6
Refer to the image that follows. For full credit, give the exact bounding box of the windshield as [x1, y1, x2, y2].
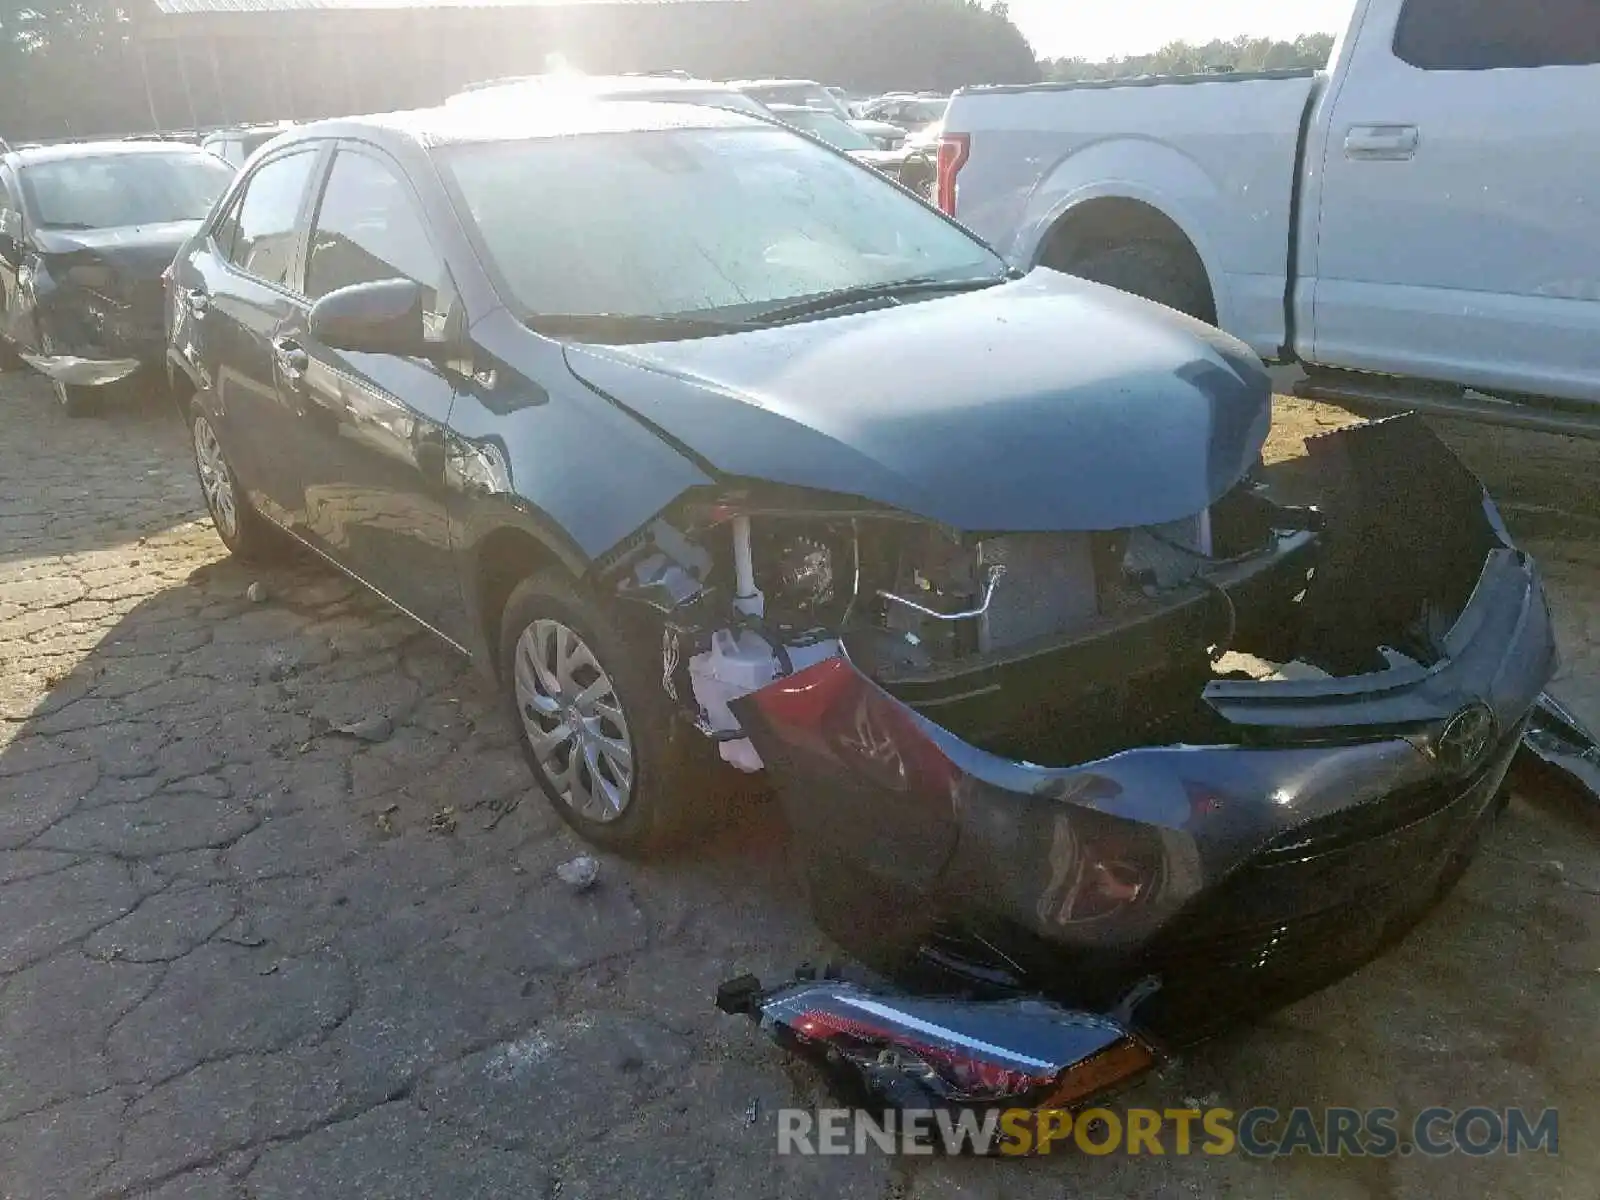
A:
[438, 126, 1003, 327]
[777, 109, 877, 152]
[20, 152, 233, 230]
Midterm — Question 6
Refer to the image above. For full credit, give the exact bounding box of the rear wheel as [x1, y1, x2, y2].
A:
[500, 571, 707, 855]
[1070, 240, 1214, 323]
[189, 402, 278, 560]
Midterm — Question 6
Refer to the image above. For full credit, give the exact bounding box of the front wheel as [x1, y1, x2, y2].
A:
[500, 571, 707, 855]
[189, 402, 279, 560]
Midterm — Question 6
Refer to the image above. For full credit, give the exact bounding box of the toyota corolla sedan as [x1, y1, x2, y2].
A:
[166, 102, 1556, 1056]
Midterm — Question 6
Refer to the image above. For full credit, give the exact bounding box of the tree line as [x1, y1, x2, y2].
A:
[0, 0, 1333, 144]
[1044, 33, 1337, 82]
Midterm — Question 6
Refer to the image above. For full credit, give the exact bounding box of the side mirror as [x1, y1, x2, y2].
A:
[308, 278, 433, 357]
[0, 213, 20, 265]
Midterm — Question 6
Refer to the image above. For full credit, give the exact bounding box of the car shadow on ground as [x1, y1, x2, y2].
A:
[0, 530, 859, 1196]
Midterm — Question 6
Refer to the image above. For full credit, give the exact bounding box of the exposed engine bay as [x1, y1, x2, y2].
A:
[608, 415, 1468, 775]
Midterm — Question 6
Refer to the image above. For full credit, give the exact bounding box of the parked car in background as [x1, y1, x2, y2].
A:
[201, 122, 297, 168]
[447, 73, 772, 118]
[726, 78, 907, 148]
[941, 0, 1600, 411]
[0, 140, 232, 414]
[764, 102, 878, 151]
[765, 103, 929, 190]
[166, 99, 1555, 1055]
[125, 131, 205, 145]
[860, 93, 948, 130]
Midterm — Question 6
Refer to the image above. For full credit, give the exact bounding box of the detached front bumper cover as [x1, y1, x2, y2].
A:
[18, 352, 142, 387]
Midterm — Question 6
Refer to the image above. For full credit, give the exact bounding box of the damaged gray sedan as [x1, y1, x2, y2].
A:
[0, 141, 233, 414]
[166, 101, 1577, 1093]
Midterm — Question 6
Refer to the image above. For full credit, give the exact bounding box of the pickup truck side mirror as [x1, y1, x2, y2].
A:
[309, 278, 434, 358]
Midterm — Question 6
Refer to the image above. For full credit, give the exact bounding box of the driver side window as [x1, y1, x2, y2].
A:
[304, 148, 445, 330]
[218, 149, 319, 288]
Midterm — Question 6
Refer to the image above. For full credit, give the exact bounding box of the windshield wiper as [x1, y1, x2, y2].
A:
[524, 312, 756, 342]
[749, 273, 1012, 326]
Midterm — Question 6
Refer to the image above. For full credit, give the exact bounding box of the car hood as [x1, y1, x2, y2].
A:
[562, 270, 1272, 533]
[31, 220, 200, 276]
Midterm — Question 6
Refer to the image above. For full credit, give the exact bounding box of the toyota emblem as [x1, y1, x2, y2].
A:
[1436, 704, 1496, 775]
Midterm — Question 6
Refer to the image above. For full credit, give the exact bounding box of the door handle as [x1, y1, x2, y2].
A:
[272, 336, 309, 385]
[184, 287, 209, 315]
[1344, 124, 1419, 160]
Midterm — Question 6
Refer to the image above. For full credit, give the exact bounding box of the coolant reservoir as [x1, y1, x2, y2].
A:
[689, 631, 839, 772]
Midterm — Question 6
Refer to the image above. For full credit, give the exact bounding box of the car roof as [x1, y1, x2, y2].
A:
[452, 73, 743, 102]
[728, 79, 825, 90]
[282, 100, 768, 154]
[203, 122, 294, 140]
[2, 140, 218, 168]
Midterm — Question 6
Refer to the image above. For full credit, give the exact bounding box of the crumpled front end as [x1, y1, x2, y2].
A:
[13, 245, 173, 386]
[607, 414, 1557, 1041]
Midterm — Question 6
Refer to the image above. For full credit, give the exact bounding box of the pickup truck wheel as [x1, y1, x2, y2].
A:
[1071, 241, 1213, 323]
[500, 572, 706, 856]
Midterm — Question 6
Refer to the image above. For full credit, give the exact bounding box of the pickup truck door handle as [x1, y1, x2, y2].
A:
[184, 287, 209, 315]
[272, 336, 309, 385]
[1344, 124, 1419, 161]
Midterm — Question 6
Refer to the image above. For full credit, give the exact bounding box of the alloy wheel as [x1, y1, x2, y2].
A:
[513, 618, 635, 822]
[192, 415, 239, 541]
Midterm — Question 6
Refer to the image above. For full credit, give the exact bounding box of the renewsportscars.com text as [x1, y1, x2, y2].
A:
[777, 1106, 1560, 1158]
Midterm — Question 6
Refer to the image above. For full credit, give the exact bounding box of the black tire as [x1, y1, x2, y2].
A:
[1070, 240, 1213, 323]
[187, 399, 280, 560]
[499, 571, 708, 856]
[53, 378, 100, 418]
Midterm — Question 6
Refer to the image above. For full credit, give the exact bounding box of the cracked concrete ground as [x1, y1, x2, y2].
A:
[1, 374, 1598, 1200]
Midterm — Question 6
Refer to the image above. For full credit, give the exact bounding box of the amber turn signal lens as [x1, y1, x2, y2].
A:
[1040, 1036, 1156, 1109]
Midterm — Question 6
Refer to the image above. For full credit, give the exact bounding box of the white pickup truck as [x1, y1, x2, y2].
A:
[940, 0, 1600, 416]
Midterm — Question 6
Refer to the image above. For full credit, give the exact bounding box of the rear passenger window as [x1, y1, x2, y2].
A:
[305, 149, 445, 319]
[1395, 0, 1600, 69]
[223, 150, 318, 287]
